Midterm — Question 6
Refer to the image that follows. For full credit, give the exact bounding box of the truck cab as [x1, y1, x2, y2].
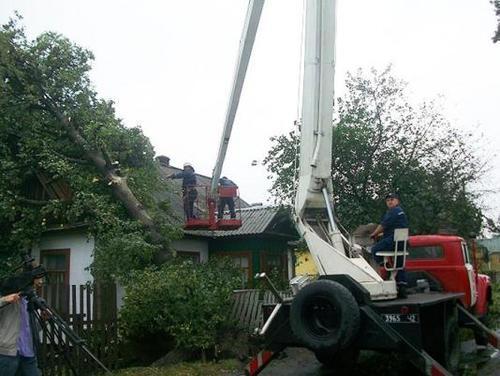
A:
[406, 235, 492, 318]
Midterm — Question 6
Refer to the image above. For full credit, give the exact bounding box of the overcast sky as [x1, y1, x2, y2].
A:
[1, 0, 499, 218]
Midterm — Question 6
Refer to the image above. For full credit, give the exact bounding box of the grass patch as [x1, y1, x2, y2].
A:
[111, 359, 242, 376]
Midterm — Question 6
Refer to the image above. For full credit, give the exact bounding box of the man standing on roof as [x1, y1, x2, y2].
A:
[167, 163, 198, 219]
[217, 176, 237, 219]
[370, 192, 409, 298]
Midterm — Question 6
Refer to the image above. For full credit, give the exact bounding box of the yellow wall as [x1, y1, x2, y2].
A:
[295, 250, 318, 275]
[490, 253, 500, 272]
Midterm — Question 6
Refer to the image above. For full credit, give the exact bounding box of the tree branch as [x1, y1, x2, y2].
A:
[17, 197, 50, 206]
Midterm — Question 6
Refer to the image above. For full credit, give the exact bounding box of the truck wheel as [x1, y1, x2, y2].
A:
[443, 314, 460, 373]
[314, 345, 360, 374]
[474, 303, 490, 346]
[290, 280, 360, 351]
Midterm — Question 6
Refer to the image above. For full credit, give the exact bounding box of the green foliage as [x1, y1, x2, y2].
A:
[264, 67, 485, 237]
[0, 17, 180, 278]
[264, 131, 299, 204]
[120, 258, 241, 353]
[492, 0, 500, 43]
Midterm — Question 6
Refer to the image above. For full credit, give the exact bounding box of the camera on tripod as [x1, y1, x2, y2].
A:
[0, 253, 111, 374]
[0, 253, 47, 297]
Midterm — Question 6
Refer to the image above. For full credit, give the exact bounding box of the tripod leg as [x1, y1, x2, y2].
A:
[44, 307, 112, 374]
[29, 294, 111, 374]
[33, 309, 79, 376]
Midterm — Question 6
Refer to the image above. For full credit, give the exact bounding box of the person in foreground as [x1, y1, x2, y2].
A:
[0, 276, 44, 376]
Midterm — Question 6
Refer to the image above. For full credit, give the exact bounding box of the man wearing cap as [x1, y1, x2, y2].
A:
[370, 193, 409, 298]
[167, 163, 198, 219]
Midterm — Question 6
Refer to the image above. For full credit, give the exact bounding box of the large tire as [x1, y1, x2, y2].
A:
[438, 313, 460, 374]
[290, 279, 360, 351]
[314, 345, 360, 375]
[474, 303, 490, 346]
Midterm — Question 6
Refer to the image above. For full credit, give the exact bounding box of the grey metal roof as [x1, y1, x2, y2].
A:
[155, 163, 250, 221]
[478, 236, 500, 253]
[185, 205, 296, 238]
[154, 159, 296, 239]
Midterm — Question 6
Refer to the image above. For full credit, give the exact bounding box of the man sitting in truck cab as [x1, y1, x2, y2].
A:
[370, 192, 409, 298]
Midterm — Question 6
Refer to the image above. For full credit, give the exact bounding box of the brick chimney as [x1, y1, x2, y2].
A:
[156, 155, 170, 167]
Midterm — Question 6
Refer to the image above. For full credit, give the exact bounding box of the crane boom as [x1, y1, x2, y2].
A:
[294, 0, 397, 300]
[210, 0, 397, 300]
[210, 0, 265, 195]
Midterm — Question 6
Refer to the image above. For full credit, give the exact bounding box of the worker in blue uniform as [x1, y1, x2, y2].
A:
[370, 192, 409, 298]
[168, 163, 198, 219]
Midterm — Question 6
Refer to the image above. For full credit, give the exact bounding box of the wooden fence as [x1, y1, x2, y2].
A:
[230, 289, 292, 332]
[34, 286, 288, 374]
[36, 283, 119, 375]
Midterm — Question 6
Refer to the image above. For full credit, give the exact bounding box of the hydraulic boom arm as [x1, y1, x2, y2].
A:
[210, 0, 265, 195]
[294, 0, 396, 300]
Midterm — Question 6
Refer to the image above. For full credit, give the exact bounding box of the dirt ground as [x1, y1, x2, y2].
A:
[257, 338, 500, 376]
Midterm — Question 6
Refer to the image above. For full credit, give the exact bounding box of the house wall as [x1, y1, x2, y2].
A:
[32, 229, 94, 286]
[171, 238, 209, 262]
[489, 252, 500, 272]
[31, 232, 209, 311]
[295, 250, 319, 276]
[478, 237, 500, 272]
[31, 230, 95, 317]
[209, 237, 290, 287]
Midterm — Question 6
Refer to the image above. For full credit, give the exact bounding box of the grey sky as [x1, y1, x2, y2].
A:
[1, 0, 499, 218]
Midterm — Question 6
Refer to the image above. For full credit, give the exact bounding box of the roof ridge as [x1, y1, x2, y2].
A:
[240, 205, 278, 211]
[159, 165, 213, 180]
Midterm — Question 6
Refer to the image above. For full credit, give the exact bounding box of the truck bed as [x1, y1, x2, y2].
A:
[372, 292, 464, 308]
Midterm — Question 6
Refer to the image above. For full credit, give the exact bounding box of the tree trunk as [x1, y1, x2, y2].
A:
[46, 100, 165, 245]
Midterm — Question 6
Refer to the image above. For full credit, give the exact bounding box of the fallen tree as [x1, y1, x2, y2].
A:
[0, 17, 180, 279]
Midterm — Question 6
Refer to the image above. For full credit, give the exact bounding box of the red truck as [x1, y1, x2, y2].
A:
[405, 235, 493, 344]
[247, 234, 498, 376]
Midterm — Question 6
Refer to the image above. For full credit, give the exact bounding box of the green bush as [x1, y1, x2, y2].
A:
[119, 258, 241, 355]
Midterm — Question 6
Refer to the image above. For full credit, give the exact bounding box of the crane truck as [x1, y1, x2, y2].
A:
[209, 1, 498, 375]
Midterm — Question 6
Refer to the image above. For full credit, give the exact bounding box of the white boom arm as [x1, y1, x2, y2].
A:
[210, 0, 265, 195]
[294, 0, 396, 300]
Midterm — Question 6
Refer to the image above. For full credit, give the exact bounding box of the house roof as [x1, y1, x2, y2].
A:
[185, 205, 298, 239]
[478, 236, 500, 254]
[155, 157, 297, 240]
[155, 157, 250, 222]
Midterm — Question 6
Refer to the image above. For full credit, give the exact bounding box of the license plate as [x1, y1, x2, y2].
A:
[382, 313, 419, 323]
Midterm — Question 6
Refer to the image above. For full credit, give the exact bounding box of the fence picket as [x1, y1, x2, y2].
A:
[242, 290, 257, 330]
[36, 282, 118, 375]
[229, 289, 289, 332]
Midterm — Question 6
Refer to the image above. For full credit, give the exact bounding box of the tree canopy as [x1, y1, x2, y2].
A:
[492, 0, 500, 43]
[0, 17, 181, 280]
[264, 67, 485, 237]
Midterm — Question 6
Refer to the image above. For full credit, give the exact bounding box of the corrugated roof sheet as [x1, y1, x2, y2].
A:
[478, 236, 500, 253]
[155, 164, 250, 221]
[154, 161, 294, 238]
[185, 205, 285, 238]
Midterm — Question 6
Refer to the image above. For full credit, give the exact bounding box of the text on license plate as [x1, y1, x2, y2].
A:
[382, 313, 419, 323]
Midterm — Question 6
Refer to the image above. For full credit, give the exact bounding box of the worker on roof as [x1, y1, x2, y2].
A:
[370, 192, 409, 298]
[167, 163, 198, 219]
[217, 176, 237, 220]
